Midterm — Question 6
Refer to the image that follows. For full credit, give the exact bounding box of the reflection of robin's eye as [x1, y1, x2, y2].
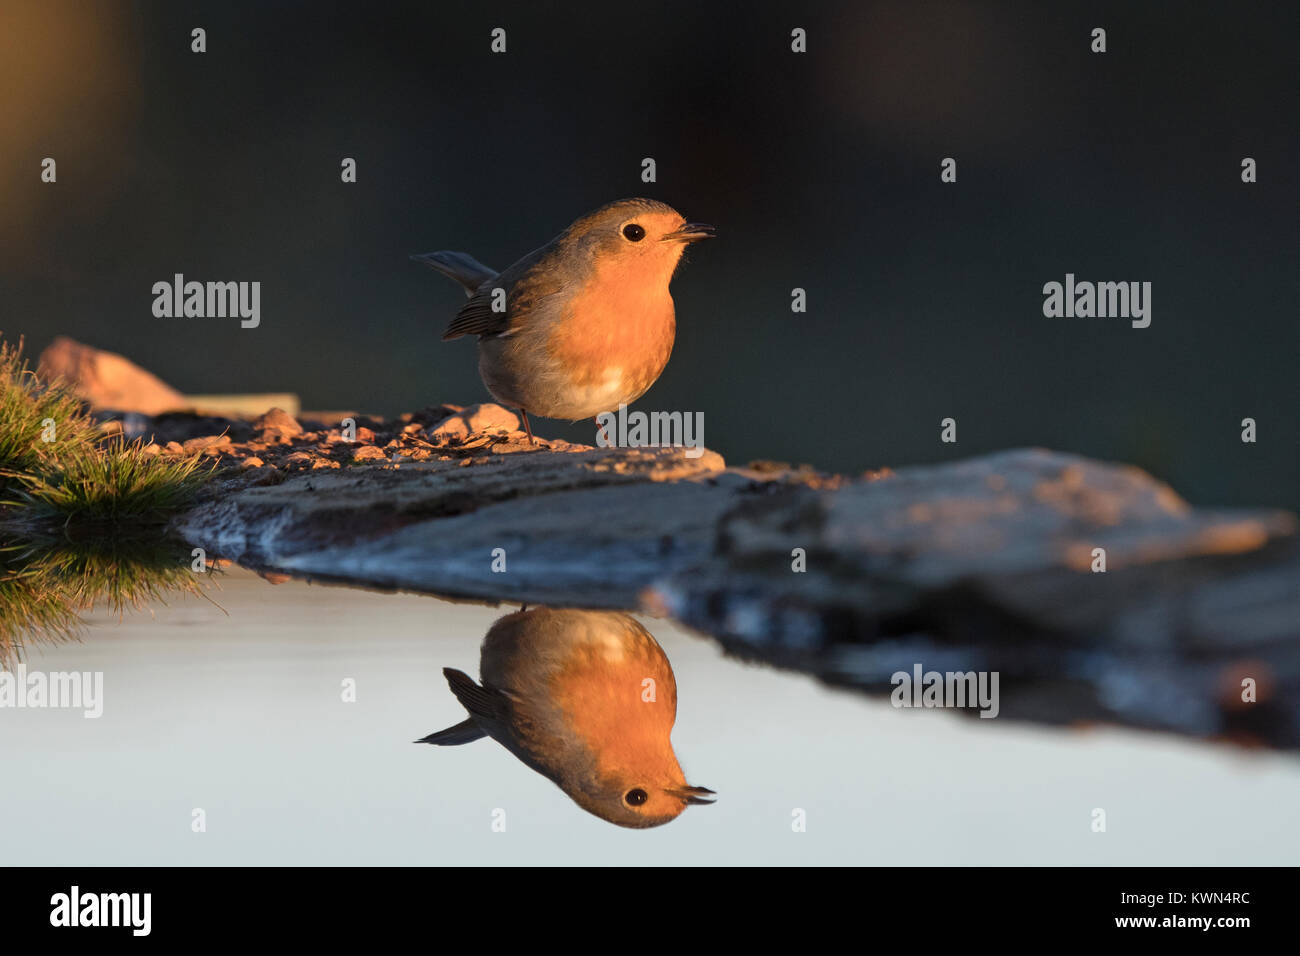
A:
[622, 223, 646, 242]
[625, 788, 648, 806]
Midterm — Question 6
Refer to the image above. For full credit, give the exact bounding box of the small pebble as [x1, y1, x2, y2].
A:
[183, 434, 231, 453]
[253, 407, 303, 437]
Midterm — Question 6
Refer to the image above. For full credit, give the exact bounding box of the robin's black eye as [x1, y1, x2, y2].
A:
[622, 223, 646, 242]
[625, 788, 648, 806]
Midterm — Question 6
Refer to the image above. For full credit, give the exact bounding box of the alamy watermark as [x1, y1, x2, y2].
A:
[596, 403, 705, 458]
[891, 663, 1000, 718]
[1042, 273, 1151, 328]
[152, 273, 260, 328]
[50, 886, 150, 936]
[0, 664, 103, 718]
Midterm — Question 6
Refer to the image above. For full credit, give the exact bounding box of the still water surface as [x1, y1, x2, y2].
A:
[2, 569, 1297, 865]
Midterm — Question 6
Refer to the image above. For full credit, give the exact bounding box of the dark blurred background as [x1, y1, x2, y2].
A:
[2, 0, 1296, 507]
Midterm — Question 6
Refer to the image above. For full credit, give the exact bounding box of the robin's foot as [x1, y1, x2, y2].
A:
[519, 408, 535, 445]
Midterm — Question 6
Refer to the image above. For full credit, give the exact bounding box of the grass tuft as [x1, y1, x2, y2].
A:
[0, 338, 96, 478]
[12, 439, 212, 525]
[0, 334, 213, 528]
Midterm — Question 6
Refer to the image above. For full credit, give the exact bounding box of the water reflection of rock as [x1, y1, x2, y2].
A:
[417, 607, 714, 828]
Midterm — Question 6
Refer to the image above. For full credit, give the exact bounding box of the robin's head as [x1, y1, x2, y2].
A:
[564, 198, 714, 284]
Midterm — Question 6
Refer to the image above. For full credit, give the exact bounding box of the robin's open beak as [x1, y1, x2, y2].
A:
[670, 785, 717, 806]
[661, 223, 716, 243]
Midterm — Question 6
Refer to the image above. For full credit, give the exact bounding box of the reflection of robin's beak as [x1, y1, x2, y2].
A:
[661, 223, 716, 243]
[670, 785, 717, 806]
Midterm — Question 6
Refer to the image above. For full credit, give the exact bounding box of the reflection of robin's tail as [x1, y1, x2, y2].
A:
[414, 667, 506, 746]
[414, 718, 485, 746]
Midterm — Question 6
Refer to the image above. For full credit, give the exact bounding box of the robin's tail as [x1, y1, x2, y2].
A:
[409, 251, 497, 296]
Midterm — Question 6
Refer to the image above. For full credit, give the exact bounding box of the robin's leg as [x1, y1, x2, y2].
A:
[519, 408, 535, 445]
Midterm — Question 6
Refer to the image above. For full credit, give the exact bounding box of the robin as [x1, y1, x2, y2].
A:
[415, 607, 715, 828]
[411, 198, 714, 444]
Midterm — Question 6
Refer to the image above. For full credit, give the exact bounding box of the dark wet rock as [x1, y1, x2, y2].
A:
[173, 441, 735, 602]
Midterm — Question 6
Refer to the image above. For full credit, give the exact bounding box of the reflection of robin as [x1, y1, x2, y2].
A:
[411, 199, 714, 444]
[416, 607, 714, 828]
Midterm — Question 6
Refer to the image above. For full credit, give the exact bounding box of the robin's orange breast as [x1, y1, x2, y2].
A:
[543, 261, 677, 413]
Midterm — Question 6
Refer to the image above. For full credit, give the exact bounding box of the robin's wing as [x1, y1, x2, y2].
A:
[441, 244, 567, 341]
[442, 289, 508, 340]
